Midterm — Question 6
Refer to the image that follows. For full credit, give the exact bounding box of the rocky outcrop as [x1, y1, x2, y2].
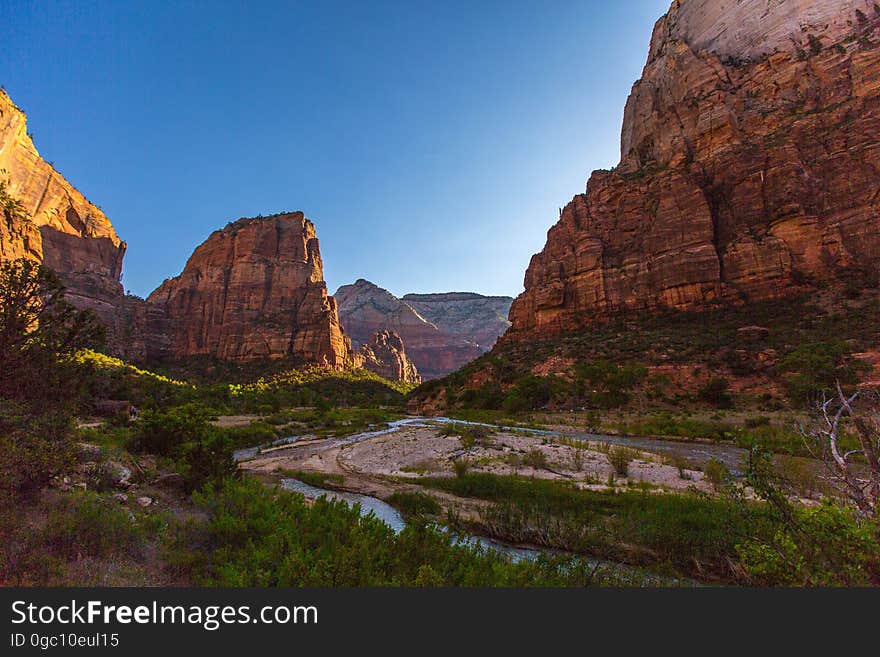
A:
[335, 279, 487, 379]
[358, 330, 421, 384]
[508, 0, 880, 339]
[402, 292, 512, 352]
[0, 89, 126, 328]
[148, 213, 352, 367]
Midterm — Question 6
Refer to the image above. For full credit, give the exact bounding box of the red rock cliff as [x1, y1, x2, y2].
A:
[0, 89, 126, 327]
[358, 330, 421, 384]
[508, 0, 880, 339]
[148, 213, 352, 367]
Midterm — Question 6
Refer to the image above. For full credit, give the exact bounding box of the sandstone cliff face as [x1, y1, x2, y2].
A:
[402, 292, 512, 352]
[358, 330, 421, 384]
[0, 90, 126, 327]
[148, 213, 352, 367]
[508, 0, 880, 339]
[335, 279, 485, 379]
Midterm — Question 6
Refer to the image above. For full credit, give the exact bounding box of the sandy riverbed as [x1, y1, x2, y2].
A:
[241, 422, 714, 494]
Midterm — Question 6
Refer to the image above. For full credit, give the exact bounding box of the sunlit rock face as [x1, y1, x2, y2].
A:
[507, 0, 880, 339]
[148, 213, 352, 367]
[401, 292, 512, 353]
[0, 89, 126, 329]
[358, 330, 421, 384]
[336, 280, 511, 379]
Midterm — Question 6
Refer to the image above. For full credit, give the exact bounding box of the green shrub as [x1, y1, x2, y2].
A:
[286, 470, 344, 488]
[185, 478, 621, 586]
[703, 458, 731, 491]
[178, 433, 239, 494]
[129, 404, 214, 456]
[737, 502, 880, 586]
[572, 443, 586, 471]
[522, 449, 548, 470]
[419, 472, 775, 579]
[607, 446, 638, 477]
[387, 492, 441, 520]
[744, 416, 771, 429]
[453, 458, 471, 478]
[42, 491, 144, 560]
[218, 421, 278, 448]
[0, 404, 76, 500]
[698, 377, 733, 408]
[573, 360, 647, 409]
[501, 376, 568, 412]
[778, 342, 866, 405]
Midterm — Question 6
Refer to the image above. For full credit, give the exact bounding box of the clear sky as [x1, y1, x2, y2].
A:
[0, 0, 670, 299]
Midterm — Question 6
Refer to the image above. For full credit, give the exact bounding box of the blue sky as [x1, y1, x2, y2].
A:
[0, 0, 670, 299]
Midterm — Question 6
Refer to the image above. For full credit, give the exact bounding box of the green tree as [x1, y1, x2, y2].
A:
[0, 258, 104, 406]
[0, 258, 104, 499]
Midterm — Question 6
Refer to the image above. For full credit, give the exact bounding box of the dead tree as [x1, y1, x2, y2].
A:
[799, 383, 880, 518]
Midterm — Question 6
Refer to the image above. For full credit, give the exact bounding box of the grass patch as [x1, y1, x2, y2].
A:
[281, 470, 345, 489]
[386, 491, 441, 520]
[420, 472, 775, 580]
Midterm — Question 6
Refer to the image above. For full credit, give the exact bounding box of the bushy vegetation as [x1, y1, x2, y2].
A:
[387, 491, 441, 521]
[416, 294, 880, 413]
[611, 411, 840, 457]
[176, 478, 632, 586]
[0, 180, 30, 224]
[0, 260, 104, 500]
[734, 451, 880, 586]
[778, 342, 868, 404]
[698, 377, 733, 408]
[420, 472, 777, 581]
[0, 489, 166, 586]
[703, 458, 731, 492]
[737, 501, 880, 586]
[228, 366, 412, 411]
[126, 404, 238, 493]
[77, 350, 410, 416]
[606, 446, 638, 477]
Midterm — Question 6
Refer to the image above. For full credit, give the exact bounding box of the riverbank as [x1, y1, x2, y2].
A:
[238, 416, 771, 581]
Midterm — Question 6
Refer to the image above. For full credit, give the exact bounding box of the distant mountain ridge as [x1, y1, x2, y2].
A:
[336, 279, 512, 379]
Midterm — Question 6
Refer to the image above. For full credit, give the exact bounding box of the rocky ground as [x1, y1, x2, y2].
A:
[241, 421, 715, 497]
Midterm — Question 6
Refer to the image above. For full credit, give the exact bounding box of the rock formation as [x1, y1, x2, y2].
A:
[0, 89, 126, 328]
[358, 330, 421, 384]
[507, 0, 880, 339]
[402, 292, 512, 352]
[335, 279, 504, 379]
[148, 213, 353, 367]
[0, 92, 461, 383]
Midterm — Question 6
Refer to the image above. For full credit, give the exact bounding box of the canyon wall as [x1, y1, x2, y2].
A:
[336, 279, 481, 379]
[402, 292, 512, 352]
[358, 330, 421, 384]
[0, 90, 126, 328]
[507, 0, 880, 339]
[336, 281, 513, 379]
[148, 213, 353, 367]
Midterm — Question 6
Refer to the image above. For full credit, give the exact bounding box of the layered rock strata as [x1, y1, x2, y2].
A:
[0, 89, 126, 327]
[335, 279, 487, 379]
[358, 330, 421, 384]
[148, 213, 352, 367]
[402, 292, 512, 352]
[508, 0, 880, 338]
